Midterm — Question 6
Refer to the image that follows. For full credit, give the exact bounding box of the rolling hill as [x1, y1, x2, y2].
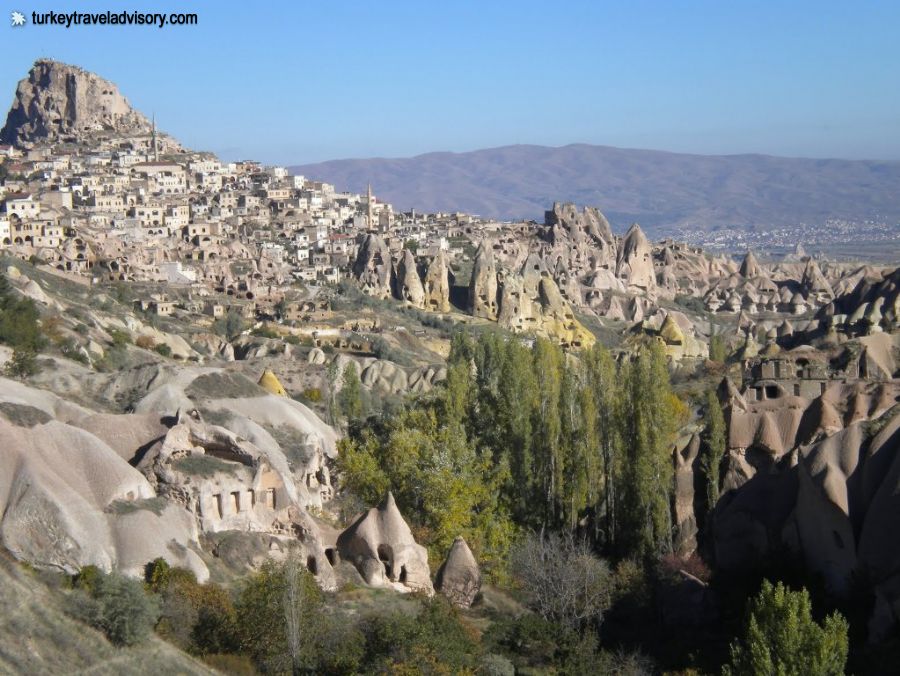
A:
[290, 143, 900, 235]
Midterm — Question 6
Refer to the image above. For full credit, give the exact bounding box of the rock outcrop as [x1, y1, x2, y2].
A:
[469, 241, 499, 320]
[395, 249, 426, 308]
[351, 234, 394, 299]
[336, 492, 433, 594]
[423, 250, 451, 313]
[616, 223, 656, 294]
[2, 59, 153, 146]
[435, 536, 481, 608]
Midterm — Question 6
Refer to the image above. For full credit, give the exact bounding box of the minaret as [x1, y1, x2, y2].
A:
[367, 182, 374, 231]
[151, 114, 159, 161]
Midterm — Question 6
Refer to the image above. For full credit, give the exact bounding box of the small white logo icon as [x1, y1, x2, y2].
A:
[11, 11, 26, 26]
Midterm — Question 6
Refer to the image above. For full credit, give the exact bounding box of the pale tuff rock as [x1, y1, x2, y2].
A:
[395, 248, 426, 308]
[712, 408, 900, 640]
[257, 368, 288, 396]
[2, 59, 153, 145]
[435, 536, 481, 608]
[469, 241, 499, 320]
[336, 492, 434, 594]
[423, 250, 451, 313]
[801, 259, 834, 301]
[352, 234, 394, 299]
[546, 202, 615, 246]
[497, 254, 595, 348]
[616, 223, 656, 294]
[0, 402, 208, 581]
[739, 251, 762, 278]
[673, 434, 701, 556]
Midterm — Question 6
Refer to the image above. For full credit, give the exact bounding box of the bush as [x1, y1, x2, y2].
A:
[250, 325, 279, 339]
[69, 572, 160, 646]
[135, 335, 156, 350]
[724, 579, 848, 676]
[153, 343, 172, 358]
[510, 531, 613, 629]
[59, 339, 90, 364]
[302, 387, 323, 403]
[172, 454, 238, 477]
[109, 328, 131, 347]
[5, 349, 40, 377]
[73, 565, 104, 594]
[212, 311, 245, 341]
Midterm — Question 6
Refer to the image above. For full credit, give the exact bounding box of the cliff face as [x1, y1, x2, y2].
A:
[1, 59, 152, 145]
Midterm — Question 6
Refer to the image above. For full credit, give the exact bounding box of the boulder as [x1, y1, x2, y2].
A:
[435, 536, 481, 608]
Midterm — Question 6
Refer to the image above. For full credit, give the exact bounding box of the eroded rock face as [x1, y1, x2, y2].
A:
[710, 399, 900, 637]
[336, 492, 433, 594]
[423, 251, 451, 313]
[616, 223, 656, 294]
[352, 234, 394, 299]
[497, 254, 595, 347]
[469, 242, 499, 320]
[395, 249, 426, 308]
[1, 59, 152, 145]
[0, 384, 208, 581]
[435, 536, 481, 608]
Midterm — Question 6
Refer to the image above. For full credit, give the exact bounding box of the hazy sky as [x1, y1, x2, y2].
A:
[3, 0, 899, 165]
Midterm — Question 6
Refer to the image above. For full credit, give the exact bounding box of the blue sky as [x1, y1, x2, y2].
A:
[2, 0, 899, 165]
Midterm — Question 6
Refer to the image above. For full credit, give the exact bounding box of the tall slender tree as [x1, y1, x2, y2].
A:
[701, 389, 727, 515]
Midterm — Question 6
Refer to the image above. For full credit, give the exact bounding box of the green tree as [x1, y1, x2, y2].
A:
[5, 348, 40, 378]
[532, 338, 564, 525]
[709, 333, 728, 363]
[724, 580, 849, 676]
[582, 343, 622, 549]
[325, 359, 341, 425]
[212, 310, 245, 341]
[616, 342, 682, 559]
[235, 559, 323, 672]
[339, 362, 363, 422]
[92, 573, 161, 646]
[701, 389, 727, 515]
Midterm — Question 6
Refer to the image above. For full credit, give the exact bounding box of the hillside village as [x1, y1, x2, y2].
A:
[2, 59, 900, 673]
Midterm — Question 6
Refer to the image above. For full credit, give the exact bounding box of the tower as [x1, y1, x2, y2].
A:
[151, 114, 158, 161]
[367, 182, 374, 231]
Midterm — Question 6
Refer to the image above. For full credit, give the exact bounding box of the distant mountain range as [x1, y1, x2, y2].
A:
[290, 143, 900, 236]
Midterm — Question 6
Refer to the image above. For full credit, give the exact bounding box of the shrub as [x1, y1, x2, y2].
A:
[172, 454, 238, 477]
[302, 387, 322, 403]
[5, 349, 40, 377]
[510, 531, 613, 629]
[153, 343, 172, 358]
[69, 572, 160, 646]
[250, 325, 279, 339]
[212, 311, 245, 341]
[59, 339, 89, 364]
[105, 497, 168, 517]
[135, 335, 156, 350]
[109, 329, 131, 347]
[73, 565, 104, 594]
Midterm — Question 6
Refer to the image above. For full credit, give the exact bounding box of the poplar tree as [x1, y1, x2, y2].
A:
[701, 389, 727, 514]
[617, 342, 679, 559]
[532, 338, 564, 526]
[583, 343, 621, 548]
